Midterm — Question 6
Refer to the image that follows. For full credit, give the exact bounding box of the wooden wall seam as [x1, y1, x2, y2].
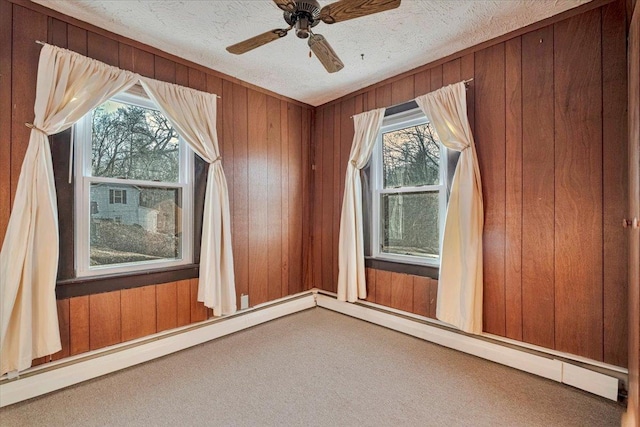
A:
[3, 0, 312, 365]
[311, 0, 628, 365]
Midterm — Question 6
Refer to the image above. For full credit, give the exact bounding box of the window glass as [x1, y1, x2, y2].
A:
[91, 100, 180, 182]
[382, 122, 440, 188]
[381, 191, 439, 258]
[89, 184, 182, 267]
[372, 108, 446, 266]
[75, 91, 192, 277]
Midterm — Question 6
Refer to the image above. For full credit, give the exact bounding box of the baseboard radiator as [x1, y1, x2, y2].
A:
[0, 289, 626, 407]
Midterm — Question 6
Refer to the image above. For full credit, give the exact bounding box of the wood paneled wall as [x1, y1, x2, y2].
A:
[365, 268, 439, 319]
[311, 1, 629, 366]
[1, 0, 312, 365]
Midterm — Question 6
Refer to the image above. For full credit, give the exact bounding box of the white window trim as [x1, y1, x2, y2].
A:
[74, 89, 194, 277]
[370, 107, 448, 268]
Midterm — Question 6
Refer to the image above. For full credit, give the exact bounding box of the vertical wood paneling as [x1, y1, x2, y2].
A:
[121, 285, 157, 342]
[521, 27, 556, 349]
[66, 25, 86, 54]
[188, 67, 206, 91]
[366, 89, 376, 111]
[176, 279, 191, 326]
[233, 85, 249, 305]
[133, 47, 154, 78]
[429, 279, 438, 319]
[321, 105, 335, 291]
[301, 109, 311, 290]
[87, 32, 118, 66]
[89, 291, 121, 350]
[175, 63, 188, 86]
[365, 267, 376, 302]
[10, 5, 46, 202]
[280, 101, 290, 297]
[154, 55, 176, 83]
[118, 43, 134, 71]
[414, 70, 430, 97]
[267, 96, 283, 300]
[391, 75, 415, 105]
[390, 272, 414, 312]
[430, 65, 443, 92]
[248, 89, 269, 305]
[288, 104, 303, 295]
[602, 0, 629, 367]
[156, 281, 178, 332]
[0, 0, 12, 243]
[309, 2, 627, 365]
[475, 43, 506, 336]
[190, 278, 208, 322]
[442, 58, 461, 85]
[413, 276, 429, 317]
[375, 270, 392, 307]
[51, 299, 70, 361]
[312, 108, 324, 289]
[332, 103, 341, 290]
[48, 18, 67, 48]
[627, 0, 640, 415]
[504, 36, 523, 341]
[69, 296, 89, 355]
[461, 53, 475, 133]
[554, 10, 603, 361]
[4, 0, 628, 367]
[375, 84, 392, 109]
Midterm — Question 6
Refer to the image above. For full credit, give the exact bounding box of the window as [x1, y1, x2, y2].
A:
[74, 89, 193, 277]
[109, 189, 127, 204]
[371, 107, 447, 267]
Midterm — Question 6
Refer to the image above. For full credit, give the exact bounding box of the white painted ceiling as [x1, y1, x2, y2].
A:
[33, 0, 590, 106]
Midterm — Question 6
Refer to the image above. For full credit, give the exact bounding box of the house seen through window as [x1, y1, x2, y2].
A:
[75, 89, 193, 277]
[371, 107, 447, 267]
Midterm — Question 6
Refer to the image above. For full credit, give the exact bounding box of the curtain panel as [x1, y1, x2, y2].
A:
[337, 108, 386, 302]
[0, 44, 236, 374]
[415, 82, 484, 334]
[139, 78, 236, 316]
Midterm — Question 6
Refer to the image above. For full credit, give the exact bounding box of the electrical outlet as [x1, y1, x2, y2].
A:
[240, 294, 249, 310]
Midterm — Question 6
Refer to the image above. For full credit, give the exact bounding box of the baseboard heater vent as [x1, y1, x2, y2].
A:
[0, 292, 316, 407]
[0, 289, 625, 407]
[314, 292, 624, 402]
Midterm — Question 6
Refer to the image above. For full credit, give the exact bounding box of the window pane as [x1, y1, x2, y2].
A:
[381, 191, 439, 258]
[382, 122, 440, 188]
[89, 183, 182, 267]
[91, 100, 180, 182]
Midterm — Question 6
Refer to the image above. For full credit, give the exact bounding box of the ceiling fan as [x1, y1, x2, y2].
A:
[226, 0, 401, 73]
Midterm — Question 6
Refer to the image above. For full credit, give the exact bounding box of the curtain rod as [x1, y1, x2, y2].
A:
[350, 78, 474, 119]
[34, 40, 222, 99]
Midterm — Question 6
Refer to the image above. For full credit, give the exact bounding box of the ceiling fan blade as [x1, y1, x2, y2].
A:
[319, 0, 401, 24]
[226, 28, 290, 55]
[272, 0, 296, 12]
[308, 33, 344, 73]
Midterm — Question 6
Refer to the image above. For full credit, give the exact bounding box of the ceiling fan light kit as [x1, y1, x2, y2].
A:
[226, 0, 401, 73]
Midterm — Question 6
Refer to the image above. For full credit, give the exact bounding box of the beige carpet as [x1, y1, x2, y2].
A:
[0, 308, 623, 426]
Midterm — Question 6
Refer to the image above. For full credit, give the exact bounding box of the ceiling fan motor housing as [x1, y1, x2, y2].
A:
[284, 0, 321, 38]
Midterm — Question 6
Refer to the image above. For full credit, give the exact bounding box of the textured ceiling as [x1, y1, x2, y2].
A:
[33, 0, 591, 106]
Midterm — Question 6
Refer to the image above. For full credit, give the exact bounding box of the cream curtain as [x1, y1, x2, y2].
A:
[140, 78, 236, 316]
[337, 108, 386, 302]
[0, 45, 138, 374]
[415, 82, 484, 334]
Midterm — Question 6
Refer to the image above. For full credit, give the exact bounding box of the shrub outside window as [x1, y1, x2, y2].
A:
[371, 108, 447, 267]
[74, 89, 193, 277]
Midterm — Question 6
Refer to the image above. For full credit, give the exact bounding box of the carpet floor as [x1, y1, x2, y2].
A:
[0, 307, 624, 426]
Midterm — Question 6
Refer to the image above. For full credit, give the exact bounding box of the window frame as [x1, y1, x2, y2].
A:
[370, 107, 448, 268]
[74, 89, 194, 278]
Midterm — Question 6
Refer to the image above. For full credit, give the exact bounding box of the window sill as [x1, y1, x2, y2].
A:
[56, 264, 199, 299]
[365, 257, 439, 280]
